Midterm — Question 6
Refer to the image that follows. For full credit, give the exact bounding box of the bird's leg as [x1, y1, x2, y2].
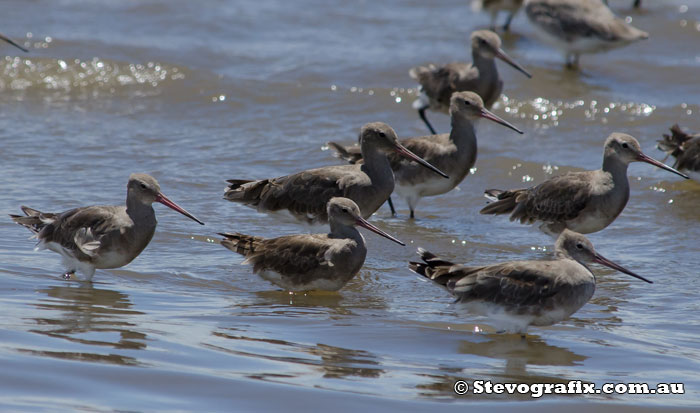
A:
[386, 197, 397, 216]
[565, 53, 580, 70]
[502, 12, 515, 31]
[565, 53, 574, 69]
[633, 0, 641, 8]
[418, 107, 437, 135]
[410, 209, 415, 219]
[521, 334, 526, 340]
[62, 270, 75, 280]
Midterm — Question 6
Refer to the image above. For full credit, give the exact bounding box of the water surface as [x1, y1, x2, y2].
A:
[1, 0, 699, 410]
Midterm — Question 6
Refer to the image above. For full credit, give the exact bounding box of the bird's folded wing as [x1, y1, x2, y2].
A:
[247, 234, 332, 275]
[448, 261, 560, 306]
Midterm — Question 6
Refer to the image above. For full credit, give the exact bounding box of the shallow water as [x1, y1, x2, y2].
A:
[1, 0, 699, 410]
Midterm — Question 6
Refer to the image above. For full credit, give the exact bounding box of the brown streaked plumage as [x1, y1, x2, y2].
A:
[0, 32, 28, 53]
[409, 30, 531, 134]
[328, 92, 523, 218]
[10, 173, 204, 280]
[224, 122, 448, 224]
[473, 0, 524, 31]
[524, 0, 648, 68]
[657, 124, 700, 183]
[409, 229, 651, 334]
[220, 197, 404, 292]
[480, 133, 689, 235]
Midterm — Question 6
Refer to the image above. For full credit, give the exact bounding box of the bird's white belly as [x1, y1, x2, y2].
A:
[94, 250, 133, 269]
[529, 23, 619, 55]
[566, 207, 615, 234]
[458, 301, 536, 334]
[258, 269, 345, 292]
[395, 176, 456, 199]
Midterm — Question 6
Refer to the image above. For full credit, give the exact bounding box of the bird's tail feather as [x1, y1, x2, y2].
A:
[657, 124, 692, 167]
[219, 232, 264, 258]
[9, 206, 55, 235]
[409, 247, 457, 287]
[326, 141, 362, 164]
[224, 179, 269, 205]
[480, 189, 518, 215]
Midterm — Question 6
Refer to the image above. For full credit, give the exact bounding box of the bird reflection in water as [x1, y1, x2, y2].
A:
[21, 284, 147, 366]
[417, 334, 587, 399]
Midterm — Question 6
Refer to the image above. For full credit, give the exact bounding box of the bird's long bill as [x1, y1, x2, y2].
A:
[355, 217, 405, 246]
[394, 144, 449, 179]
[593, 253, 652, 284]
[0, 33, 29, 53]
[495, 48, 532, 79]
[155, 193, 205, 225]
[637, 152, 689, 179]
[479, 107, 523, 134]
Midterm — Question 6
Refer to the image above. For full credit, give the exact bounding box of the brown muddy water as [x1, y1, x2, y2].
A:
[1, 0, 699, 411]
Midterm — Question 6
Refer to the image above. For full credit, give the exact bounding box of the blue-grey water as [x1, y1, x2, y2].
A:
[1, 0, 699, 411]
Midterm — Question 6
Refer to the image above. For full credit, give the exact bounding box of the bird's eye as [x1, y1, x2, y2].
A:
[576, 243, 583, 249]
[379, 132, 386, 138]
[140, 183, 147, 189]
[621, 143, 629, 149]
[464, 100, 470, 105]
[341, 208, 349, 213]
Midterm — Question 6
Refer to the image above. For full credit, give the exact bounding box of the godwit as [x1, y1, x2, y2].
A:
[329, 92, 523, 218]
[220, 197, 404, 292]
[10, 173, 204, 280]
[658, 124, 700, 182]
[0, 32, 28, 53]
[409, 30, 531, 134]
[224, 122, 448, 224]
[472, 0, 524, 31]
[409, 229, 652, 335]
[524, 0, 648, 68]
[480, 133, 689, 235]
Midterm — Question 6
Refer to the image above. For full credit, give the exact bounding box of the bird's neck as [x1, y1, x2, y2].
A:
[449, 115, 478, 156]
[329, 221, 364, 244]
[360, 143, 393, 179]
[472, 52, 497, 78]
[126, 197, 156, 225]
[602, 153, 630, 184]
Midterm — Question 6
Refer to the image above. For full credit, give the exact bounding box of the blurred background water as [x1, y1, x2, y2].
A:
[1, 0, 699, 410]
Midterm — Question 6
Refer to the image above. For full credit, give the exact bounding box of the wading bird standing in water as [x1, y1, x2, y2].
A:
[224, 122, 448, 224]
[480, 134, 688, 235]
[328, 92, 523, 218]
[409, 229, 652, 335]
[220, 197, 404, 291]
[409, 30, 531, 134]
[524, 0, 648, 68]
[10, 173, 204, 280]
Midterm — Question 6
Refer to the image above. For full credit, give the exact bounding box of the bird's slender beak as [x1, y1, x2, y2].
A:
[355, 216, 405, 246]
[478, 107, 523, 134]
[495, 48, 532, 78]
[593, 253, 652, 284]
[637, 152, 689, 179]
[394, 143, 449, 179]
[0, 33, 29, 53]
[155, 193, 205, 225]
